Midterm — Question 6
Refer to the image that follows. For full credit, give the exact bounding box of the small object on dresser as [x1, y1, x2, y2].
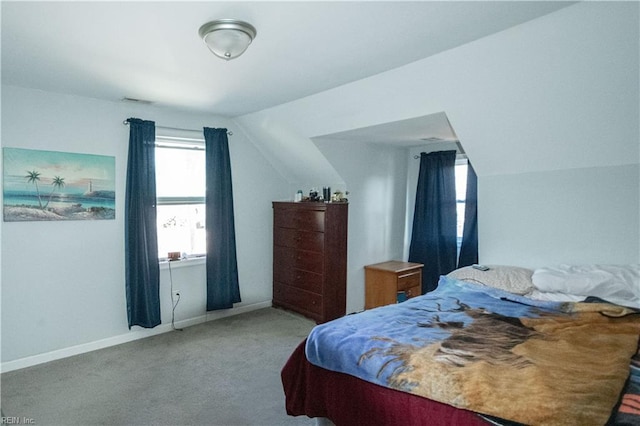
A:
[332, 191, 349, 203]
[294, 190, 303, 202]
[323, 187, 331, 202]
[168, 251, 181, 261]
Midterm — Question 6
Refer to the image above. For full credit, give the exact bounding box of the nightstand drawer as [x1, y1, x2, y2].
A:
[397, 271, 421, 291]
[402, 285, 421, 299]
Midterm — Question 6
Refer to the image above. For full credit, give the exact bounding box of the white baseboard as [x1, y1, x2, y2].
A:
[1, 300, 272, 373]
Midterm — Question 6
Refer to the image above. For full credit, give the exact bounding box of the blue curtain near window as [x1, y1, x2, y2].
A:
[458, 162, 478, 268]
[408, 150, 458, 293]
[204, 127, 241, 311]
[125, 118, 160, 329]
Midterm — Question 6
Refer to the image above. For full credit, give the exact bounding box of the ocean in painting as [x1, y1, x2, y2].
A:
[3, 191, 116, 222]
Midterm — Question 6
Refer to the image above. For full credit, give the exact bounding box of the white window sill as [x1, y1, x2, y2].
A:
[159, 256, 206, 270]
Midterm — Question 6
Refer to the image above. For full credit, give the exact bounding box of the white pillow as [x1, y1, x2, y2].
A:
[447, 265, 535, 295]
[526, 289, 585, 303]
[532, 264, 640, 308]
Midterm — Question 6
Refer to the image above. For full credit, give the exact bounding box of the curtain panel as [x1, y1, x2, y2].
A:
[408, 150, 458, 293]
[458, 162, 478, 268]
[125, 118, 161, 329]
[204, 127, 241, 311]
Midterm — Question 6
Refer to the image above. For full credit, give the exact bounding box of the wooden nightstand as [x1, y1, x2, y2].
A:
[364, 261, 424, 309]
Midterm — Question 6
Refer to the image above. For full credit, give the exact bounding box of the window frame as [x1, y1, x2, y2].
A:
[154, 135, 207, 261]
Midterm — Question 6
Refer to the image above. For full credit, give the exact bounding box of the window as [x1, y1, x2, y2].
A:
[454, 157, 468, 255]
[155, 139, 206, 259]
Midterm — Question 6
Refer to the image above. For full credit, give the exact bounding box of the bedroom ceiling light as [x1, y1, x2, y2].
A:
[198, 19, 257, 61]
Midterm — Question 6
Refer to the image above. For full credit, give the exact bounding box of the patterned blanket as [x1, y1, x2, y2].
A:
[614, 345, 640, 424]
[306, 277, 640, 426]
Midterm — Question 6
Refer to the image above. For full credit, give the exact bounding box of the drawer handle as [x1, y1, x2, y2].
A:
[406, 289, 412, 297]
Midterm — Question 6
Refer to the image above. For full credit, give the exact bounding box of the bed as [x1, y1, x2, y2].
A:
[282, 264, 640, 425]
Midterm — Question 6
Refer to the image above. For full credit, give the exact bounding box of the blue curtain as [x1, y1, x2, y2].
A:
[204, 127, 241, 310]
[125, 118, 160, 329]
[458, 162, 478, 267]
[408, 150, 458, 293]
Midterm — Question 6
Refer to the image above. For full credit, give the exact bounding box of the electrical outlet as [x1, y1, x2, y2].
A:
[172, 290, 180, 299]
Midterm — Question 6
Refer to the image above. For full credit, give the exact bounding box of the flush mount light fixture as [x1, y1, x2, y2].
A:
[198, 19, 257, 61]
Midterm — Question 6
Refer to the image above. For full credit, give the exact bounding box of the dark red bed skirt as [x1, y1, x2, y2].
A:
[281, 340, 490, 426]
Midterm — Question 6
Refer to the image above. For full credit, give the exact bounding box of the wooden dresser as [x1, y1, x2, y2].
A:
[272, 201, 348, 323]
[364, 261, 424, 309]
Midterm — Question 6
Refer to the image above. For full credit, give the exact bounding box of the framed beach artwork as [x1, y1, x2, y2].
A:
[3, 147, 116, 222]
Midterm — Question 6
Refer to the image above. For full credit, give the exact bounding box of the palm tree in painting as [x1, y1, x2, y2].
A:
[43, 176, 66, 209]
[25, 170, 44, 209]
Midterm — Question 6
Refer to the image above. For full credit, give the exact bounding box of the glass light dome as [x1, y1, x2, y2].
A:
[198, 19, 257, 61]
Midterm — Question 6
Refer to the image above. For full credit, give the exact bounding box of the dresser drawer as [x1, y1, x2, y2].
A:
[274, 267, 323, 294]
[397, 271, 421, 291]
[274, 246, 323, 274]
[274, 228, 324, 252]
[274, 209, 325, 232]
[273, 284, 322, 316]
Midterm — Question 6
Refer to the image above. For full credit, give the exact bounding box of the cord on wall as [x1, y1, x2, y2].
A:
[168, 261, 183, 331]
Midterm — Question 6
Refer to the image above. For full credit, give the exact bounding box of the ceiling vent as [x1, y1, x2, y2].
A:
[121, 97, 154, 105]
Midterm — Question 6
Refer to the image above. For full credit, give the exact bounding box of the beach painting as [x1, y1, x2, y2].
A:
[3, 147, 116, 222]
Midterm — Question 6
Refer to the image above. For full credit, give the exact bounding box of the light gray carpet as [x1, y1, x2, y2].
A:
[1, 308, 317, 426]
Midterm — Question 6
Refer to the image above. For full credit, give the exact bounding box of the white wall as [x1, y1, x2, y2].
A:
[237, 2, 640, 308]
[313, 138, 407, 313]
[1, 85, 289, 367]
[480, 164, 640, 267]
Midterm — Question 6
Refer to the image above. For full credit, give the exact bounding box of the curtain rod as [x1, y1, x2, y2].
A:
[413, 141, 466, 159]
[123, 120, 233, 136]
[413, 153, 468, 160]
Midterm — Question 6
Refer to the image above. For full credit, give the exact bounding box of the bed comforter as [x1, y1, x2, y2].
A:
[305, 277, 640, 425]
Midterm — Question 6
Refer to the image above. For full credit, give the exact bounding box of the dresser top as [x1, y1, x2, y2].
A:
[364, 260, 424, 273]
[273, 201, 348, 210]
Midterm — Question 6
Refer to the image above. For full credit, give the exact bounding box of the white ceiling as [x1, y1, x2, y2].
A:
[315, 112, 460, 147]
[2, 1, 574, 123]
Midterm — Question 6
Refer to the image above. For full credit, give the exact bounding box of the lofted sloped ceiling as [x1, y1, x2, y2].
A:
[237, 2, 639, 183]
[315, 113, 459, 148]
[2, 1, 582, 187]
[2, 1, 574, 120]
